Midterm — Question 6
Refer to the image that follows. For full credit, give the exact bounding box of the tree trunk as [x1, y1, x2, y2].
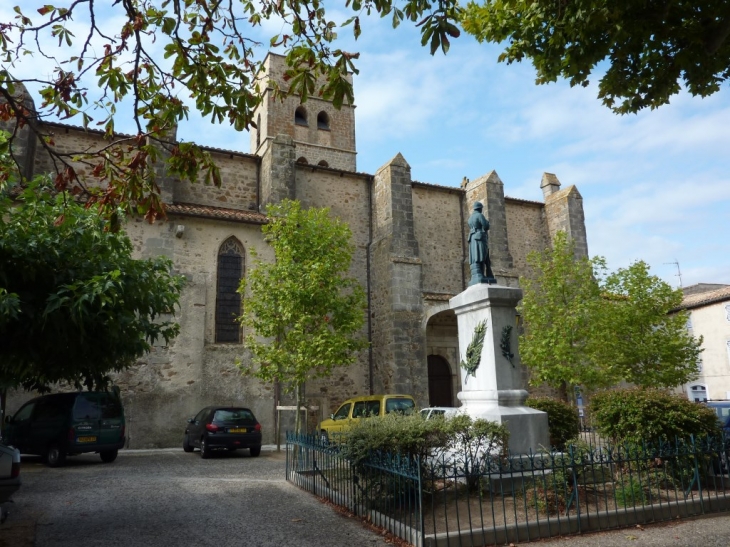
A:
[294, 383, 303, 436]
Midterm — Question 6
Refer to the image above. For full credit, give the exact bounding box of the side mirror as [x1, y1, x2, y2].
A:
[187, 417, 194, 424]
[4, 415, 11, 424]
[330, 414, 335, 420]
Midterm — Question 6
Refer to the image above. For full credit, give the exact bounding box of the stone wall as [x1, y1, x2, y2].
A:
[504, 198, 550, 278]
[250, 54, 356, 171]
[173, 150, 259, 211]
[412, 183, 465, 296]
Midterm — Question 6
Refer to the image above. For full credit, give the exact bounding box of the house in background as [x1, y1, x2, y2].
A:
[676, 284, 730, 402]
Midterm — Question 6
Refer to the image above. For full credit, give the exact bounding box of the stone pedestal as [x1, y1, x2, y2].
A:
[450, 284, 548, 455]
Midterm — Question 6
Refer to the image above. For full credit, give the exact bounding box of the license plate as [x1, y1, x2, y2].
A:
[77, 436, 97, 443]
[229, 428, 247, 433]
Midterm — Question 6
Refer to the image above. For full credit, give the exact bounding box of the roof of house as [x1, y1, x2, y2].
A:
[676, 285, 730, 311]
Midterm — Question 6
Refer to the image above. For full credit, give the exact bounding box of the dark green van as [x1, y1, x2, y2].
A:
[4, 392, 125, 467]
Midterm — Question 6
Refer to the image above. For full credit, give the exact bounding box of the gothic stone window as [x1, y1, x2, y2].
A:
[215, 237, 244, 343]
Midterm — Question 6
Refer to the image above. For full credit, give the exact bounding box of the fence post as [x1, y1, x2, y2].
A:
[416, 454, 424, 547]
[570, 443, 582, 533]
[692, 435, 705, 514]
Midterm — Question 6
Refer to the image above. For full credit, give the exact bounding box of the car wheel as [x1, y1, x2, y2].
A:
[249, 446, 261, 457]
[46, 443, 67, 468]
[100, 449, 118, 463]
[200, 436, 211, 459]
[183, 434, 194, 453]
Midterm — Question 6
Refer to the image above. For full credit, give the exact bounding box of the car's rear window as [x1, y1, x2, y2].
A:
[213, 409, 255, 423]
[385, 398, 415, 414]
[73, 395, 100, 420]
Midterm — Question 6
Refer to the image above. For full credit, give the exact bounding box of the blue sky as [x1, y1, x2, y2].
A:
[5, 5, 729, 288]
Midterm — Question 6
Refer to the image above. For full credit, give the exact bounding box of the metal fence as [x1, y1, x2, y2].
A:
[286, 433, 730, 547]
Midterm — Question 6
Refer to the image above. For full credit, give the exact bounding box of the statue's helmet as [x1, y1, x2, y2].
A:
[473, 201, 483, 211]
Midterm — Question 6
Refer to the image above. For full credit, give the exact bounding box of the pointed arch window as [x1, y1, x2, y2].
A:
[215, 237, 244, 343]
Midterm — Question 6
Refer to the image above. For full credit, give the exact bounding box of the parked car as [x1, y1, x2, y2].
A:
[183, 406, 262, 459]
[420, 407, 463, 420]
[318, 394, 416, 442]
[4, 391, 126, 467]
[0, 441, 21, 524]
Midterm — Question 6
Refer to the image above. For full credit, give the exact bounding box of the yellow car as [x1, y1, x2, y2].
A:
[318, 394, 416, 442]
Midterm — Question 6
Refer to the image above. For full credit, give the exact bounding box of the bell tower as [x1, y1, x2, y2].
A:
[250, 53, 357, 172]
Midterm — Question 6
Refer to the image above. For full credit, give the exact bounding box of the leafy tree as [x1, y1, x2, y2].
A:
[519, 231, 611, 397]
[519, 231, 702, 399]
[461, 0, 730, 114]
[238, 199, 368, 434]
[0, 0, 461, 220]
[0, 168, 185, 398]
[601, 261, 703, 389]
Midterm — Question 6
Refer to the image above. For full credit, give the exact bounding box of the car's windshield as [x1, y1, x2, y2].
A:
[213, 409, 255, 423]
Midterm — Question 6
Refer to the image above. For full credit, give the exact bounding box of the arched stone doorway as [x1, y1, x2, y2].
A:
[424, 307, 459, 408]
[427, 355, 454, 406]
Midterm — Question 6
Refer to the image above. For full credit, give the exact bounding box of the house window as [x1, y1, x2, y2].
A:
[295, 107, 308, 126]
[296, 157, 308, 164]
[685, 315, 693, 331]
[727, 340, 730, 366]
[689, 384, 707, 403]
[317, 160, 329, 167]
[215, 237, 244, 343]
[725, 304, 730, 322]
[255, 114, 261, 149]
[317, 111, 330, 130]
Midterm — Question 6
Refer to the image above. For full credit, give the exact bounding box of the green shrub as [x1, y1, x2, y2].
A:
[526, 397, 580, 449]
[590, 388, 720, 444]
[337, 412, 449, 467]
[615, 476, 646, 507]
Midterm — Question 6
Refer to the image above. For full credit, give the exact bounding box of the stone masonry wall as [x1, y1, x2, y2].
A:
[412, 184, 465, 296]
[251, 54, 356, 171]
[173, 150, 259, 211]
[504, 198, 551, 279]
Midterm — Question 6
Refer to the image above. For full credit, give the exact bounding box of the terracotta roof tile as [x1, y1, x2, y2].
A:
[167, 203, 268, 224]
[423, 292, 455, 301]
[677, 285, 730, 311]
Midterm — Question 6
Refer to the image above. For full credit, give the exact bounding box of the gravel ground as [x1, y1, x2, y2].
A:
[3, 447, 730, 547]
[0, 446, 392, 547]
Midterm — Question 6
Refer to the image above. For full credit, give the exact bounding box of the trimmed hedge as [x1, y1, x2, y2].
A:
[526, 397, 580, 449]
[590, 388, 720, 444]
[338, 412, 509, 469]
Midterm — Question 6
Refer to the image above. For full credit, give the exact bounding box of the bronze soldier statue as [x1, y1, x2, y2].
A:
[467, 202, 496, 285]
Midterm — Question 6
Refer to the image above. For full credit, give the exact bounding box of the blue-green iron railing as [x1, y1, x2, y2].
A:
[286, 433, 730, 547]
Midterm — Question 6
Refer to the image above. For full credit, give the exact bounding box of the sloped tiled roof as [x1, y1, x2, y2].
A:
[167, 203, 267, 224]
[676, 285, 730, 311]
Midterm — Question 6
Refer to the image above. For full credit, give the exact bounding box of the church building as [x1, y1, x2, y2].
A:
[4, 53, 589, 447]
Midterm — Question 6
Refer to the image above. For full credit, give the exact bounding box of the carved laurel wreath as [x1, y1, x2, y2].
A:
[461, 320, 487, 382]
[500, 325, 515, 368]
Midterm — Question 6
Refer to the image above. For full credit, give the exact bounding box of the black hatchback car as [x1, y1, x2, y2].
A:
[183, 407, 262, 458]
